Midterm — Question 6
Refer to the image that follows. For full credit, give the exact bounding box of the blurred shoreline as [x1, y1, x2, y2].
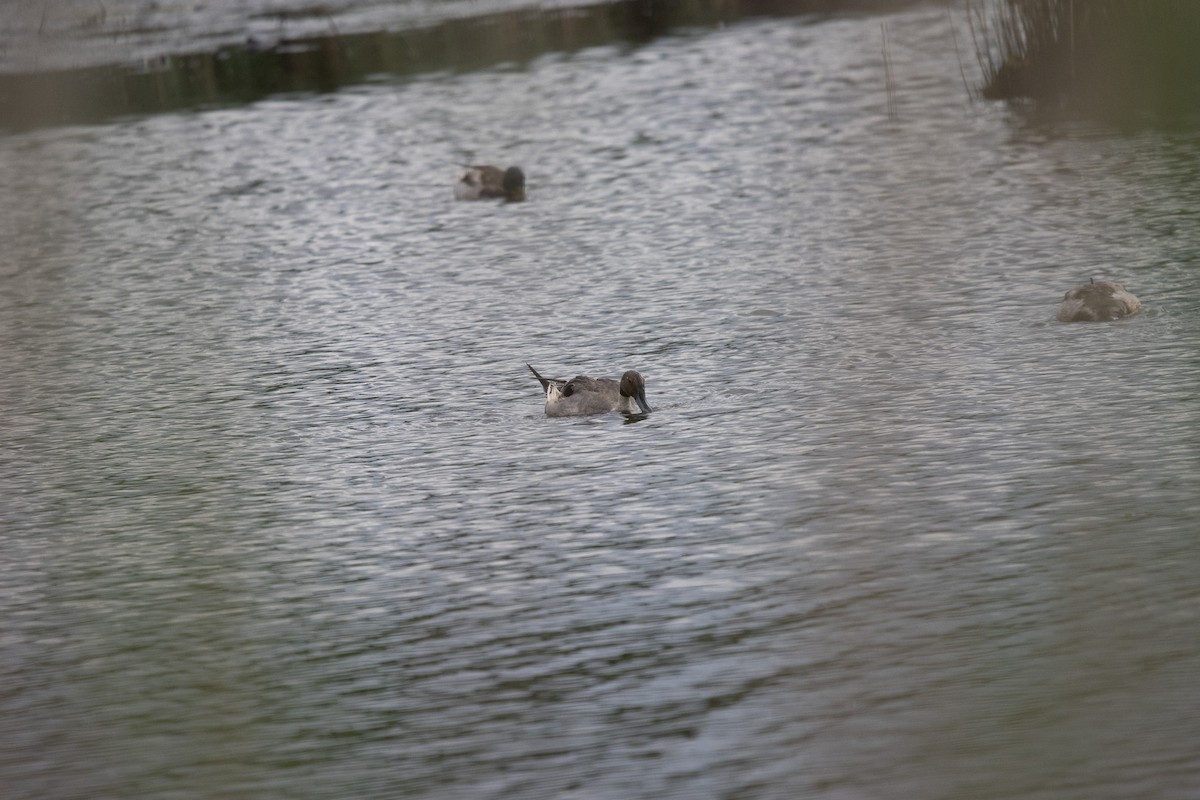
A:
[0, 0, 911, 131]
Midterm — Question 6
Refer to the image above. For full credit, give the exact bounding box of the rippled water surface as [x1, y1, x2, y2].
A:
[3, 5, 1200, 799]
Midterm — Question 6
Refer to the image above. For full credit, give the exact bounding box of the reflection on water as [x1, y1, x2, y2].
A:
[3, 3, 1200, 799]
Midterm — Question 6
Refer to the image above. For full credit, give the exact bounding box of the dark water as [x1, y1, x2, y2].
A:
[3, 4, 1200, 799]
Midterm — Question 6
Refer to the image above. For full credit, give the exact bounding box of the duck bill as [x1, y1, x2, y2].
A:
[634, 391, 652, 414]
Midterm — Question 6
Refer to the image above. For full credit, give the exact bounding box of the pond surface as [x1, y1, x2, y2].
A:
[3, 3, 1200, 798]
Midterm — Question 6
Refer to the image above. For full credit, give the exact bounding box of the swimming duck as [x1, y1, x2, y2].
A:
[454, 165, 526, 202]
[527, 364, 652, 417]
[1057, 279, 1141, 322]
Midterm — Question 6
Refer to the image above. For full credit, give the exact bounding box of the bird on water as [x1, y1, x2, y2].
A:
[1056, 279, 1141, 322]
[527, 364, 652, 417]
[454, 165, 526, 202]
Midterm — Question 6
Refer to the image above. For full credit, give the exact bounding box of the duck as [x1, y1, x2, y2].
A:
[1057, 279, 1141, 322]
[527, 364, 652, 417]
[454, 165, 526, 202]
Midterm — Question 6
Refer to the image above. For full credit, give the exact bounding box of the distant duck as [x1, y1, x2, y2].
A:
[1057, 279, 1142, 322]
[454, 165, 526, 202]
[527, 364, 652, 417]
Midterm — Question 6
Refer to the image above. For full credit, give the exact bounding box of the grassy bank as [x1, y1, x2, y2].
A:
[0, 0, 913, 132]
[977, 0, 1200, 115]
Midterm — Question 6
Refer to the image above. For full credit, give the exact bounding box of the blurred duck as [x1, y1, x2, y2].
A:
[527, 364, 652, 417]
[454, 165, 526, 202]
[1057, 279, 1141, 322]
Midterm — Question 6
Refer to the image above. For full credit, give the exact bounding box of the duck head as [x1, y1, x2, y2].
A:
[619, 370, 652, 414]
[503, 167, 526, 202]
